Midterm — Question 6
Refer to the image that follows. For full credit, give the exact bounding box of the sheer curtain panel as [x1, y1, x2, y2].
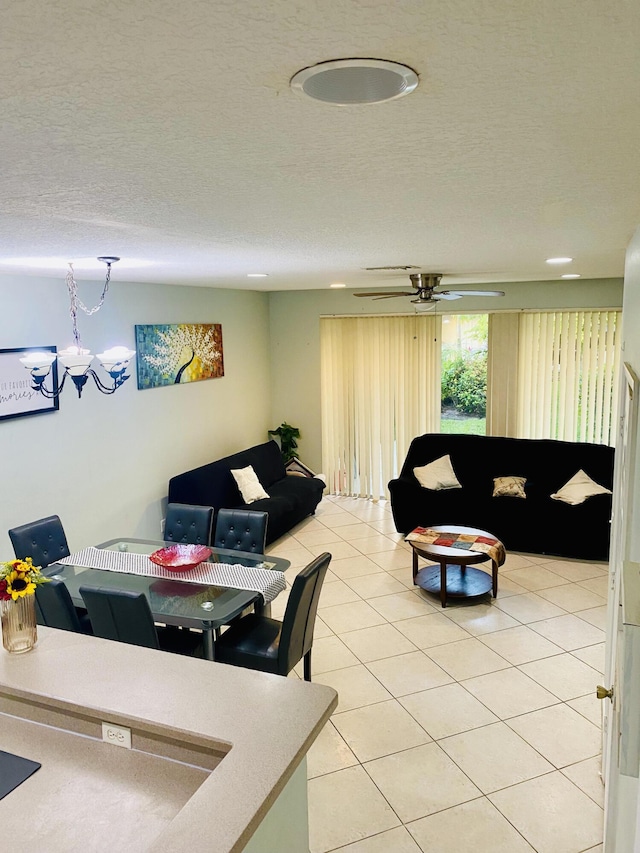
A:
[320, 315, 441, 499]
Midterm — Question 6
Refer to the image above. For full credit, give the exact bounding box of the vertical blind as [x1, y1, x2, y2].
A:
[320, 315, 441, 499]
[487, 313, 520, 437]
[516, 311, 621, 445]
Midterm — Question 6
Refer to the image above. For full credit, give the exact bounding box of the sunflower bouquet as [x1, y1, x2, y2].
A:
[0, 558, 48, 601]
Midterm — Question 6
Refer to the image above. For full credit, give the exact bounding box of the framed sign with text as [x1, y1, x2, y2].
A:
[0, 347, 59, 421]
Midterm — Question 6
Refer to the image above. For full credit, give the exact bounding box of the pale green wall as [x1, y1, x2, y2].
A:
[0, 274, 271, 551]
[268, 278, 624, 472]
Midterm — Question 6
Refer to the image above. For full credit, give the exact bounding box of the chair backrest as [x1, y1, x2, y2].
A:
[9, 515, 70, 568]
[214, 508, 268, 554]
[79, 586, 160, 649]
[164, 503, 214, 546]
[35, 579, 83, 632]
[278, 552, 331, 675]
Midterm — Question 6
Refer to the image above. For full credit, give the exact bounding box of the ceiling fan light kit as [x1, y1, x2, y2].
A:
[290, 58, 419, 105]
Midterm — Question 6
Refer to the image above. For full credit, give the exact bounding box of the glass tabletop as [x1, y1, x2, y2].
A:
[46, 538, 290, 630]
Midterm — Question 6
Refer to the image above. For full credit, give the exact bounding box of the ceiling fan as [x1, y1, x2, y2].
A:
[354, 273, 505, 305]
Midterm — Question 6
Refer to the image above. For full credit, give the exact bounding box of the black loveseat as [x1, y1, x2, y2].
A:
[168, 441, 324, 546]
[389, 433, 614, 560]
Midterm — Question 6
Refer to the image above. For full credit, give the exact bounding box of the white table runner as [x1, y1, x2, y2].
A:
[57, 547, 286, 603]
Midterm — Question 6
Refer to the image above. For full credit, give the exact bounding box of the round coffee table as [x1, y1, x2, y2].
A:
[409, 524, 504, 608]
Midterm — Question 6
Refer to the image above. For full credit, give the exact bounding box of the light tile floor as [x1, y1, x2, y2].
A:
[266, 495, 607, 853]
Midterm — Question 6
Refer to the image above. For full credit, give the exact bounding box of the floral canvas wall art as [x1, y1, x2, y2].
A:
[135, 323, 224, 390]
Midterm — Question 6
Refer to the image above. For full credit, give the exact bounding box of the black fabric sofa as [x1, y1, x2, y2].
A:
[389, 433, 614, 560]
[168, 441, 324, 546]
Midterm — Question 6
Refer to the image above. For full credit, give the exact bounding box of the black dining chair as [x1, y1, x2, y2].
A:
[79, 586, 203, 657]
[214, 552, 331, 681]
[35, 579, 93, 634]
[164, 503, 214, 546]
[9, 515, 70, 568]
[213, 508, 268, 554]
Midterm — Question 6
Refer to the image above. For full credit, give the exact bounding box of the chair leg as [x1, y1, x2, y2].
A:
[303, 650, 312, 682]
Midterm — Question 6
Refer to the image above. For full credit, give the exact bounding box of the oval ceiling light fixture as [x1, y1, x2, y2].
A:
[290, 58, 419, 105]
[561, 274, 581, 279]
[545, 257, 573, 264]
[247, 273, 269, 277]
[330, 283, 346, 288]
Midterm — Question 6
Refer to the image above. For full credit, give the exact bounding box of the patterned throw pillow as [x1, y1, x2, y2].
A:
[492, 476, 527, 498]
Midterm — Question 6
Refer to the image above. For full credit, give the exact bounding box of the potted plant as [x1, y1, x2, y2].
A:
[268, 422, 301, 463]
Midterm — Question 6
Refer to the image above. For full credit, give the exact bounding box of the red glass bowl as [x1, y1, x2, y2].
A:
[149, 544, 212, 573]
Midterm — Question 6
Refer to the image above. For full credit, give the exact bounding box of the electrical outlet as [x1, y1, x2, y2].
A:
[102, 722, 132, 749]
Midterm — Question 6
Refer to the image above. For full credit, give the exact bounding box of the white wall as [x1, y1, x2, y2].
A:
[622, 229, 640, 559]
[268, 278, 624, 472]
[0, 274, 272, 551]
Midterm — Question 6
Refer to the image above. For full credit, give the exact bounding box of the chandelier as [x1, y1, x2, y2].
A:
[19, 257, 136, 398]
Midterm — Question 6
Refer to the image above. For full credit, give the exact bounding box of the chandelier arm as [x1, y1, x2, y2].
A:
[29, 369, 68, 399]
[86, 368, 125, 395]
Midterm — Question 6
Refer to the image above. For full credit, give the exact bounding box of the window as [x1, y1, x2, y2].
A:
[441, 314, 488, 435]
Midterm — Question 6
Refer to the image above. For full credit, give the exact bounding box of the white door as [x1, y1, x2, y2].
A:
[603, 363, 639, 852]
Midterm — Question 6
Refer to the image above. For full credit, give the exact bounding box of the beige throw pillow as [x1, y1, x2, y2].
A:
[231, 465, 270, 504]
[493, 476, 527, 498]
[413, 455, 462, 491]
[551, 469, 612, 505]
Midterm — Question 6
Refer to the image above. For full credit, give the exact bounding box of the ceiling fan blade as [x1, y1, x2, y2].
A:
[443, 289, 505, 297]
[433, 291, 463, 301]
[353, 291, 416, 298]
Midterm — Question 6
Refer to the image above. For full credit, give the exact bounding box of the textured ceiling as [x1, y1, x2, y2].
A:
[1, 0, 639, 290]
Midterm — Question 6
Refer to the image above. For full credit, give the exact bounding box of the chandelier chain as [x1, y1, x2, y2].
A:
[66, 262, 112, 349]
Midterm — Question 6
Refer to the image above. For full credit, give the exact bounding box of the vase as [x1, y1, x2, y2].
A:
[1, 596, 38, 654]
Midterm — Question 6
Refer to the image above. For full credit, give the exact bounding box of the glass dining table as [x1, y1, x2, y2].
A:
[45, 537, 291, 660]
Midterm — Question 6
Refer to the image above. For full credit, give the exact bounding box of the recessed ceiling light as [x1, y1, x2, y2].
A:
[330, 283, 346, 288]
[545, 257, 573, 264]
[290, 58, 419, 105]
[247, 273, 268, 277]
[561, 274, 581, 279]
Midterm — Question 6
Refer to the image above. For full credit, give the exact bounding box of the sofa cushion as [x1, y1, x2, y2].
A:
[245, 441, 287, 488]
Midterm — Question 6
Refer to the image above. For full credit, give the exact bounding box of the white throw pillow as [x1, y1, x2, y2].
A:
[413, 455, 462, 491]
[231, 465, 270, 504]
[551, 469, 612, 506]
